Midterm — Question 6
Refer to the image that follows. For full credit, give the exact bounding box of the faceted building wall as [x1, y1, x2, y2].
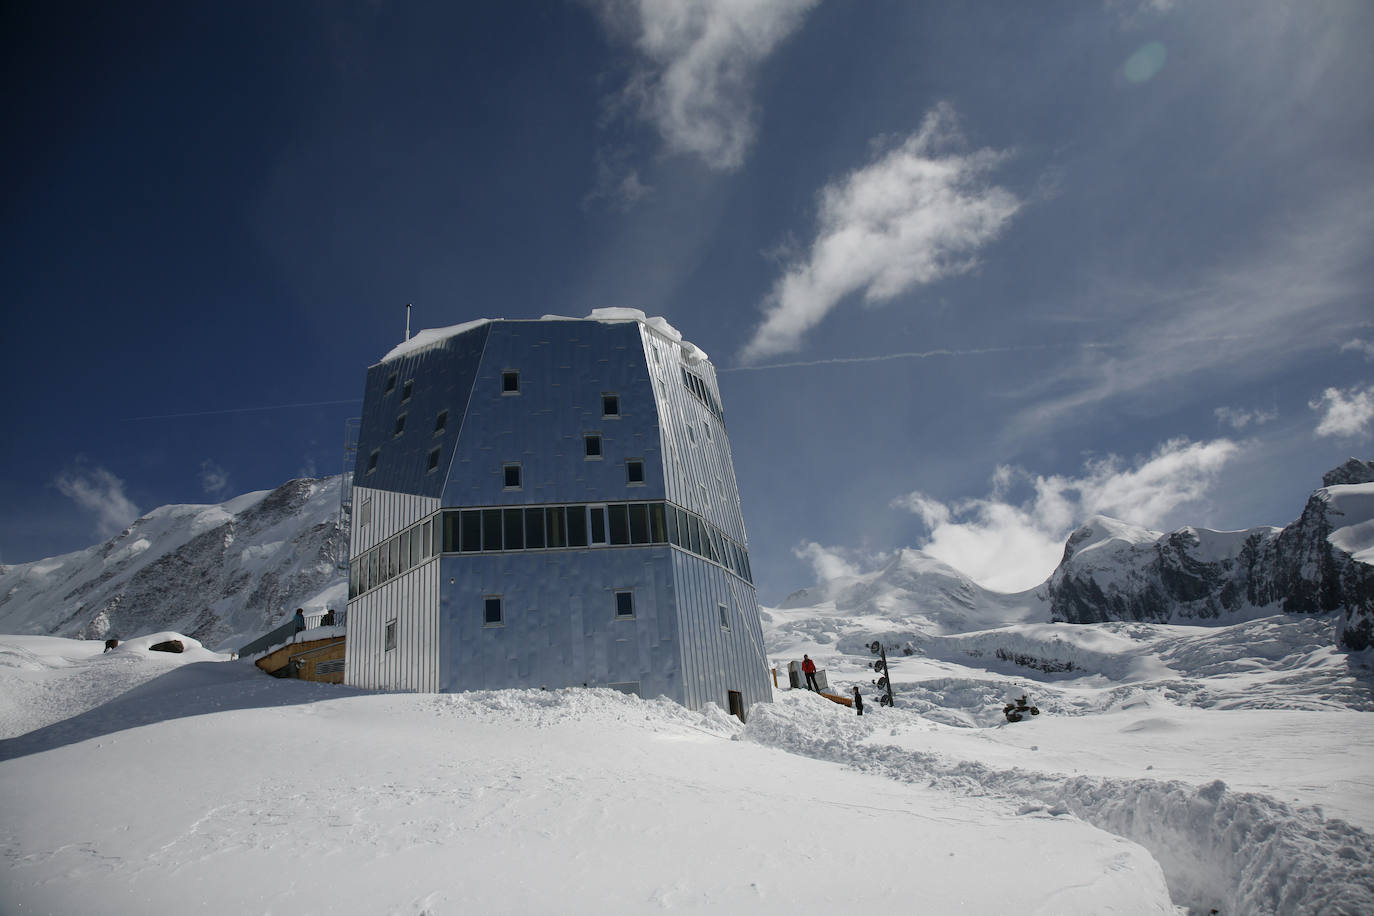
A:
[343, 314, 771, 716]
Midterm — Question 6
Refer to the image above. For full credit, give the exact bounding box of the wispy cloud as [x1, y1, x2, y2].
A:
[1214, 405, 1278, 431]
[199, 459, 230, 497]
[1340, 339, 1374, 361]
[1005, 191, 1374, 442]
[1310, 384, 1374, 439]
[589, 0, 820, 171]
[792, 540, 889, 582]
[741, 103, 1021, 361]
[53, 463, 141, 540]
[891, 437, 1239, 592]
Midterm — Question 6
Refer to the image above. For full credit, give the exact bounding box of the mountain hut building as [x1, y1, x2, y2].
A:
[342, 311, 771, 718]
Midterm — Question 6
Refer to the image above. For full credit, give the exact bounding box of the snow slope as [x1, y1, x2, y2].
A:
[4, 618, 1372, 915]
[1, 642, 1174, 915]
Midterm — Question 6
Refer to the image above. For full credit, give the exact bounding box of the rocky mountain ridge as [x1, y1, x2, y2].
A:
[1046, 459, 1374, 650]
[0, 477, 345, 651]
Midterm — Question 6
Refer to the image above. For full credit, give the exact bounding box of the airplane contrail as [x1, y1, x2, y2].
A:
[719, 342, 1111, 373]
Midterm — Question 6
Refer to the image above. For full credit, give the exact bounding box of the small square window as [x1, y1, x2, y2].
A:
[427, 447, 441, 473]
[626, 459, 645, 485]
[484, 595, 504, 627]
[384, 619, 397, 651]
[385, 373, 397, 394]
[394, 413, 406, 436]
[401, 379, 413, 402]
[602, 393, 620, 417]
[584, 434, 602, 459]
[367, 449, 380, 474]
[503, 463, 522, 489]
[434, 410, 448, 434]
[614, 590, 635, 618]
[719, 603, 730, 630]
[502, 370, 520, 394]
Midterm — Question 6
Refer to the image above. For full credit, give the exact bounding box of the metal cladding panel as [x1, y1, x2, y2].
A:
[643, 328, 748, 544]
[345, 559, 440, 691]
[351, 486, 440, 554]
[353, 323, 490, 498]
[671, 550, 772, 713]
[436, 547, 682, 701]
[442, 321, 665, 508]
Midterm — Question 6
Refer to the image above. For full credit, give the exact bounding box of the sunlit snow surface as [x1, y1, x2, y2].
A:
[3, 607, 1373, 914]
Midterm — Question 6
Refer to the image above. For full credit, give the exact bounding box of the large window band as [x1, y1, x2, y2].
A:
[349, 500, 753, 599]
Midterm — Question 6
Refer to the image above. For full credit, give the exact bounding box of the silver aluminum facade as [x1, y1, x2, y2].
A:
[344, 317, 771, 715]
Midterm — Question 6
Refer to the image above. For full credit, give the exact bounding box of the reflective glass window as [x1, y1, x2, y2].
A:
[547, 506, 567, 548]
[589, 506, 607, 545]
[482, 509, 502, 551]
[649, 503, 667, 544]
[608, 504, 630, 545]
[525, 508, 545, 548]
[567, 506, 588, 547]
[460, 510, 481, 552]
[629, 503, 649, 544]
[503, 508, 524, 550]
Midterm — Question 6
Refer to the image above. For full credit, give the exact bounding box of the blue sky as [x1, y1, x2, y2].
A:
[3, 0, 1371, 602]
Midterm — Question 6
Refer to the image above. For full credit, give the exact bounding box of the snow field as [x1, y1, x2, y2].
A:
[1, 662, 1175, 915]
[745, 692, 1374, 915]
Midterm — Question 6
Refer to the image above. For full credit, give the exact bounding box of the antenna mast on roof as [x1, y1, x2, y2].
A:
[405, 303, 412, 341]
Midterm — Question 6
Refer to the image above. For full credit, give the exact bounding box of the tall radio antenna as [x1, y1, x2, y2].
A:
[405, 303, 412, 341]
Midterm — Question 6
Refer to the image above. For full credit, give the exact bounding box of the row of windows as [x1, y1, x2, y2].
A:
[383, 590, 733, 649]
[681, 367, 724, 424]
[348, 500, 754, 599]
[365, 389, 625, 478]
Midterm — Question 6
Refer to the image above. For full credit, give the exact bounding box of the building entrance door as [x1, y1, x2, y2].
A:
[727, 690, 745, 723]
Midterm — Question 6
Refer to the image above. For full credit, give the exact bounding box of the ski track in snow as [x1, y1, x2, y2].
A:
[4, 610, 1374, 914]
[742, 694, 1374, 916]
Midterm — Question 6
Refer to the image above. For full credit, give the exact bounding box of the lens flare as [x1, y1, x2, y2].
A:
[1124, 41, 1167, 84]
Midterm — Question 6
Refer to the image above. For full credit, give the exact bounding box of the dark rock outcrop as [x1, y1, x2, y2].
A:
[1047, 464, 1374, 651]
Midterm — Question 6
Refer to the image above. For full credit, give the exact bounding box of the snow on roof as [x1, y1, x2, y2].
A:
[378, 308, 709, 366]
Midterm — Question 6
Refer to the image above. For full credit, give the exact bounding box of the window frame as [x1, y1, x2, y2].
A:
[602, 392, 620, 418]
[614, 589, 635, 619]
[584, 433, 603, 460]
[626, 458, 645, 486]
[384, 619, 397, 651]
[434, 410, 448, 435]
[394, 413, 407, 437]
[366, 449, 380, 475]
[503, 462, 522, 490]
[719, 603, 731, 630]
[401, 379, 413, 403]
[501, 370, 520, 395]
[427, 446, 441, 473]
[483, 594, 504, 627]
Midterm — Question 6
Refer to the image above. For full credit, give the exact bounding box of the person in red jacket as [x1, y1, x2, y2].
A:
[802, 655, 819, 692]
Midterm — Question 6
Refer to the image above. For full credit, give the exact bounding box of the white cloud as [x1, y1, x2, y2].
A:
[1340, 338, 1374, 361]
[742, 103, 1021, 361]
[53, 464, 141, 540]
[792, 540, 889, 583]
[1310, 384, 1374, 439]
[200, 459, 230, 496]
[584, 147, 655, 211]
[1004, 191, 1374, 443]
[590, 0, 820, 171]
[891, 437, 1239, 592]
[1214, 405, 1278, 430]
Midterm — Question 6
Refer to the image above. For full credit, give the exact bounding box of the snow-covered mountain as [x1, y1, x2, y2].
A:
[1047, 459, 1374, 651]
[0, 477, 345, 651]
[3, 460, 1371, 658]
